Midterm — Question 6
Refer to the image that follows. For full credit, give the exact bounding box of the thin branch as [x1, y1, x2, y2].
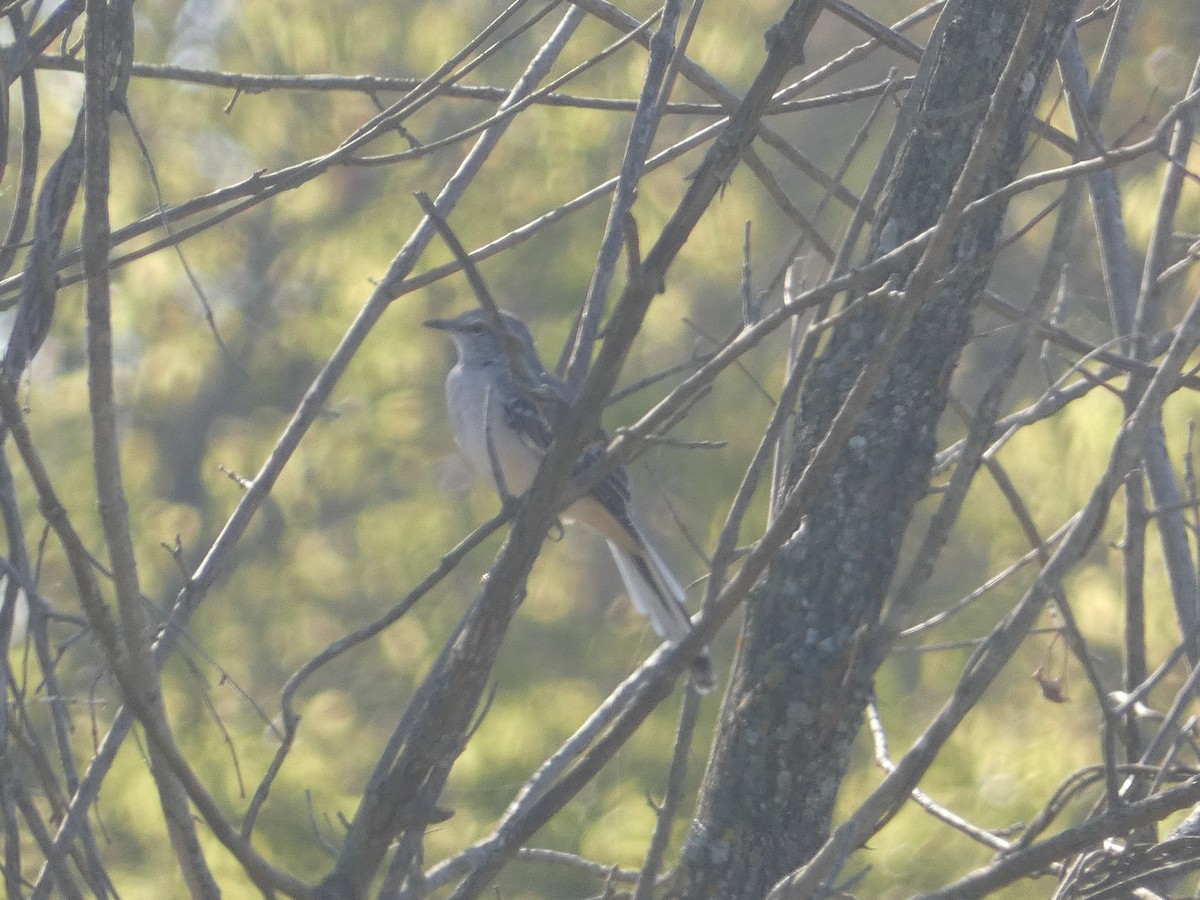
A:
[241, 508, 508, 838]
[634, 687, 701, 899]
[566, 0, 683, 385]
[914, 777, 1200, 900]
[866, 699, 1012, 853]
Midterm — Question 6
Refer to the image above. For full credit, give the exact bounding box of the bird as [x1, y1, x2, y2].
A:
[425, 307, 716, 694]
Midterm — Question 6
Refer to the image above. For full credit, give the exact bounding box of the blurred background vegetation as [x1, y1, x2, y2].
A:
[9, 0, 1200, 896]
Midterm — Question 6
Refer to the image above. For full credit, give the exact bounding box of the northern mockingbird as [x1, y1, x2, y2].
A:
[425, 308, 716, 694]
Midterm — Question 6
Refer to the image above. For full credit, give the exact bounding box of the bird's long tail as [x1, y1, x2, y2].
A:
[606, 530, 716, 695]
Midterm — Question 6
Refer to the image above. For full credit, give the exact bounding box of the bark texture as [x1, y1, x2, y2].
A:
[676, 4, 1080, 898]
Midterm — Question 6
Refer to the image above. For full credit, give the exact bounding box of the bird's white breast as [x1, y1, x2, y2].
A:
[444, 364, 540, 496]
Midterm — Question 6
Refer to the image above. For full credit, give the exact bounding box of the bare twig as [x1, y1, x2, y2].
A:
[634, 687, 702, 899]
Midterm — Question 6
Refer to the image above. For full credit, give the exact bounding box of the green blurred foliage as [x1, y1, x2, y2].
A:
[8, 0, 1200, 895]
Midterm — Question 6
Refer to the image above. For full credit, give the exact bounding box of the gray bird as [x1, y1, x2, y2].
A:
[425, 308, 716, 694]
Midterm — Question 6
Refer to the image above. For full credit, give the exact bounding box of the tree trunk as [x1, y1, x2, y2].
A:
[676, 3, 1080, 897]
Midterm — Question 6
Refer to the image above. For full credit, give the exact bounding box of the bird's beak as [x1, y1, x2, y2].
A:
[422, 317, 455, 331]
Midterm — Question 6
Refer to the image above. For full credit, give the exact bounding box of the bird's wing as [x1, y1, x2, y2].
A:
[575, 439, 634, 522]
[505, 358, 635, 527]
[499, 387, 556, 456]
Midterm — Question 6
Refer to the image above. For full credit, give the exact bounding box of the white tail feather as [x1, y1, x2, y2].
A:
[606, 535, 716, 694]
[607, 540, 690, 641]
